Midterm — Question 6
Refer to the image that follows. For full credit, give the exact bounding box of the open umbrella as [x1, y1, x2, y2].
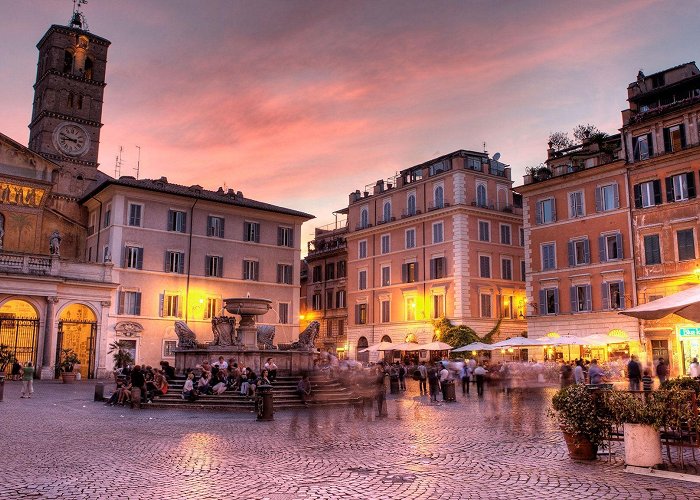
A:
[419, 341, 453, 351]
[391, 342, 423, 351]
[452, 342, 494, 352]
[535, 336, 587, 346]
[491, 337, 542, 348]
[358, 341, 396, 353]
[620, 285, 700, 323]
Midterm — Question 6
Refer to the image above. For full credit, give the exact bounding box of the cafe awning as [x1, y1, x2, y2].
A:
[619, 285, 700, 323]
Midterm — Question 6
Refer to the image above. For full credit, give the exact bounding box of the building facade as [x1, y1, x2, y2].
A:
[344, 150, 527, 361]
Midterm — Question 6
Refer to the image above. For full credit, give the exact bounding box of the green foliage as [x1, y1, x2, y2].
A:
[573, 123, 603, 143]
[659, 377, 700, 395]
[550, 384, 610, 447]
[0, 344, 17, 371]
[108, 341, 134, 369]
[432, 317, 502, 349]
[60, 348, 80, 373]
[604, 390, 664, 428]
[548, 131, 574, 151]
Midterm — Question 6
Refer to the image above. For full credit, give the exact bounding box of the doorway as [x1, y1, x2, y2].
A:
[0, 299, 39, 374]
[56, 304, 97, 379]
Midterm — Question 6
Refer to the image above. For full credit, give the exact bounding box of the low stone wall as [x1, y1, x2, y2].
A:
[174, 348, 318, 376]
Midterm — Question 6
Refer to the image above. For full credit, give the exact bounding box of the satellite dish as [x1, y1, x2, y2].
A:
[493, 152, 501, 162]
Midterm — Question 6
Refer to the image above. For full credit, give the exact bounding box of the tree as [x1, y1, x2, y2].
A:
[432, 317, 503, 349]
[548, 131, 573, 151]
[573, 123, 603, 143]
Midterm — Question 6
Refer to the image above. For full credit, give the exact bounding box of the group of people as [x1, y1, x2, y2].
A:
[106, 364, 169, 406]
[181, 356, 278, 402]
[558, 356, 671, 391]
[412, 359, 489, 401]
[625, 355, 669, 391]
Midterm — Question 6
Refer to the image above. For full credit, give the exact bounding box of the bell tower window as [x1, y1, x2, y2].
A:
[68, 93, 74, 108]
[63, 50, 74, 73]
[84, 58, 93, 79]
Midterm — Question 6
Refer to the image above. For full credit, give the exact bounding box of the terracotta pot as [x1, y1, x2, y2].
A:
[562, 431, 598, 460]
[61, 372, 77, 384]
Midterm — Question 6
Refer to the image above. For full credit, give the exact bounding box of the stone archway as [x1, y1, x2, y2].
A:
[0, 299, 40, 373]
[57, 303, 97, 379]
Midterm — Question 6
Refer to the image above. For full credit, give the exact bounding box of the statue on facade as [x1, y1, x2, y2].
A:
[288, 321, 320, 350]
[256, 325, 277, 350]
[174, 321, 198, 349]
[211, 316, 237, 346]
[49, 230, 61, 256]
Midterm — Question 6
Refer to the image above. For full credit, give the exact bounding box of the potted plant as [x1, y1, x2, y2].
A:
[605, 390, 663, 467]
[550, 384, 610, 460]
[60, 348, 81, 384]
[108, 341, 134, 377]
[0, 344, 17, 401]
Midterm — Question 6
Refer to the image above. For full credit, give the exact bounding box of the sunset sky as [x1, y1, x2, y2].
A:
[1, 0, 699, 250]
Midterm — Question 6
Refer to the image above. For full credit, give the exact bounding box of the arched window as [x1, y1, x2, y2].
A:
[84, 58, 93, 79]
[62, 50, 73, 73]
[477, 184, 487, 207]
[77, 95, 83, 110]
[434, 185, 444, 209]
[360, 208, 369, 229]
[407, 194, 416, 216]
[383, 201, 391, 222]
[357, 336, 369, 363]
[381, 335, 392, 343]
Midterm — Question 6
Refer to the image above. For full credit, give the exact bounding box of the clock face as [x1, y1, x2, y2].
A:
[53, 123, 90, 157]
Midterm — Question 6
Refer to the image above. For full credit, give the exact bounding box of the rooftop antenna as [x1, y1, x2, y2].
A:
[483, 141, 487, 154]
[134, 145, 141, 180]
[114, 146, 123, 178]
[69, 0, 89, 31]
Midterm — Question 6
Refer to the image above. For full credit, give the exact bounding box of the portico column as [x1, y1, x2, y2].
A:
[40, 296, 59, 379]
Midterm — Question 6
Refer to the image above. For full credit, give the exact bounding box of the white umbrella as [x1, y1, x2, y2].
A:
[491, 337, 541, 348]
[453, 342, 494, 352]
[620, 285, 700, 323]
[580, 334, 628, 346]
[358, 341, 396, 353]
[391, 342, 423, 351]
[535, 336, 587, 346]
[419, 341, 453, 351]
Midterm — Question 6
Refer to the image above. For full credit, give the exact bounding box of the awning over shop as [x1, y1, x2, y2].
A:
[620, 285, 700, 323]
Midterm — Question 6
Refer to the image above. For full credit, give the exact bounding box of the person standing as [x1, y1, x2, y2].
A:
[627, 355, 642, 391]
[560, 361, 573, 388]
[375, 366, 387, 417]
[427, 364, 441, 403]
[690, 358, 700, 379]
[656, 358, 669, 385]
[641, 368, 653, 393]
[588, 359, 604, 385]
[573, 360, 585, 384]
[417, 362, 428, 396]
[398, 363, 406, 391]
[461, 362, 472, 395]
[439, 363, 450, 401]
[20, 361, 34, 398]
[473, 363, 487, 397]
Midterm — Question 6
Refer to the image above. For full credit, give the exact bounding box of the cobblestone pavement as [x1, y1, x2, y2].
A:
[0, 379, 697, 499]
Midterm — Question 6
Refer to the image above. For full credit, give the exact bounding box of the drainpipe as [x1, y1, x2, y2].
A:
[184, 198, 198, 322]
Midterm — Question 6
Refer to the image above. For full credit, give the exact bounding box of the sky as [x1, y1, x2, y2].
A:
[2, 0, 699, 252]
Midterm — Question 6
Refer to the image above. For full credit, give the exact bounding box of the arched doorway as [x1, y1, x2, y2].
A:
[57, 303, 97, 379]
[0, 299, 39, 374]
[381, 335, 393, 362]
[357, 336, 369, 364]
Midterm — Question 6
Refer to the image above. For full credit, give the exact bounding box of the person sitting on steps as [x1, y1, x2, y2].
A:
[296, 374, 312, 406]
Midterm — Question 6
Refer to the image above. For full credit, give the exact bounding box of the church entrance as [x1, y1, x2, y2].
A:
[0, 299, 40, 375]
[56, 304, 97, 379]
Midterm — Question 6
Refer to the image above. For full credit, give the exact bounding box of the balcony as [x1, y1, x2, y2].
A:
[400, 209, 422, 219]
[307, 237, 347, 257]
[469, 200, 523, 215]
[0, 252, 114, 282]
[427, 201, 451, 212]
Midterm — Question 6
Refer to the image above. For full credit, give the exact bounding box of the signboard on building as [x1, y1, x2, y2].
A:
[678, 327, 700, 338]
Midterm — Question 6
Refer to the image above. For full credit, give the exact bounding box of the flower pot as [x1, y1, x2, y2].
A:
[61, 372, 77, 384]
[561, 431, 598, 460]
[623, 423, 662, 467]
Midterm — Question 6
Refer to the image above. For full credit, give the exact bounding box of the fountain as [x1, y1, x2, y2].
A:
[223, 297, 272, 348]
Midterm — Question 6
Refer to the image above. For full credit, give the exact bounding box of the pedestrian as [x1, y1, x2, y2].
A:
[690, 358, 700, 379]
[656, 358, 669, 385]
[427, 364, 441, 403]
[573, 359, 585, 384]
[473, 363, 488, 397]
[20, 361, 34, 398]
[398, 363, 406, 391]
[627, 355, 642, 391]
[642, 368, 653, 393]
[296, 374, 313, 406]
[560, 361, 573, 388]
[461, 362, 471, 395]
[588, 359, 604, 385]
[417, 361, 428, 395]
[375, 366, 387, 417]
[130, 364, 146, 406]
[11, 360, 22, 381]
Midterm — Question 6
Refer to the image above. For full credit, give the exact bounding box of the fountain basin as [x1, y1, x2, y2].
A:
[223, 297, 272, 316]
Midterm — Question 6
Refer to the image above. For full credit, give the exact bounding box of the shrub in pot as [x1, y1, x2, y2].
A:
[605, 390, 663, 467]
[60, 349, 81, 383]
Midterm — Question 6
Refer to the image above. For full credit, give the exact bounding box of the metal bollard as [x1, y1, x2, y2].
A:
[94, 382, 105, 402]
[256, 384, 274, 421]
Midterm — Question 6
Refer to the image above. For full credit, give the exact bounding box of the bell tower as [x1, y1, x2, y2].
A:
[28, 5, 110, 194]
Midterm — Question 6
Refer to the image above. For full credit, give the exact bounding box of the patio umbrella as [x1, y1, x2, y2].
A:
[491, 337, 542, 348]
[535, 336, 587, 346]
[391, 342, 423, 351]
[579, 334, 628, 346]
[419, 341, 453, 351]
[619, 285, 700, 323]
[452, 342, 494, 352]
[358, 341, 396, 353]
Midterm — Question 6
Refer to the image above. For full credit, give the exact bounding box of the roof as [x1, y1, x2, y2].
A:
[400, 149, 488, 175]
[79, 176, 314, 220]
[37, 24, 111, 48]
[629, 61, 697, 88]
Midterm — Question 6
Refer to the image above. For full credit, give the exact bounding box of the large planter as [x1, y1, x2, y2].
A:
[623, 423, 662, 467]
[562, 431, 598, 460]
[61, 372, 77, 384]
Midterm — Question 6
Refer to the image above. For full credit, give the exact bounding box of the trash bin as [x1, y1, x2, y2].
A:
[94, 382, 105, 402]
[444, 380, 456, 402]
[389, 375, 400, 394]
[256, 384, 274, 421]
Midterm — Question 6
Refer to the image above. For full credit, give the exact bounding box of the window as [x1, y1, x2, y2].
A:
[536, 198, 556, 224]
[402, 262, 418, 283]
[634, 180, 661, 208]
[312, 265, 322, 282]
[243, 260, 259, 280]
[570, 285, 592, 313]
[277, 226, 293, 247]
[124, 246, 143, 269]
[205, 255, 223, 277]
[540, 288, 559, 315]
[382, 201, 392, 223]
[663, 124, 686, 153]
[165, 251, 185, 273]
[118, 291, 141, 315]
[644, 234, 661, 265]
[355, 303, 367, 324]
[434, 185, 444, 209]
[336, 290, 346, 308]
[204, 298, 221, 319]
[430, 257, 446, 279]
[277, 264, 293, 284]
[478, 221, 490, 242]
[480, 293, 492, 318]
[358, 240, 367, 259]
[599, 233, 623, 262]
[103, 246, 110, 263]
[520, 260, 526, 282]
[381, 266, 391, 286]
[479, 255, 491, 278]
[406, 228, 416, 249]
[432, 222, 444, 244]
[312, 294, 322, 310]
[380, 300, 390, 323]
[360, 208, 369, 229]
[596, 184, 619, 211]
[500, 224, 511, 245]
[519, 227, 525, 247]
[167, 210, 187, 233]
[406, 297, 416, 321]
[337, 260, 346, 278]
[429, 160, 448, 176]
[161, 293, 181, 318]
[205, 216, 224, 238]
[432, 294, 445, 319]
[103, 206, 111, 228]
[568, 238, 590, 266]
[244, 221, 260, 242]
[128, 203, 142, 227]
[325, 263, 335, 281]
[568, 191, 584, 218]
[602, 281, 625, 310]
[466, 156, 481, 171]
[677, 229, 696, 261]
[326, 290, 334, 309]
[163, 340, 177, 358]
[359, 270, 367, 290]
[667, 172, 696, 202]
[541, 243, 556, 271]
[633, 134, 653, 161]
[501, 258, 512, 280]
[381, 234, 390, 254]
[476, 184, 487, 207]
[278, 303, 289, 324]
[407, 194, 416, 216]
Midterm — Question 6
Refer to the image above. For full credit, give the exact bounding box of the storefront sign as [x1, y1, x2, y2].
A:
[678, 327, 700, 338]
[0, 182, 45, 208]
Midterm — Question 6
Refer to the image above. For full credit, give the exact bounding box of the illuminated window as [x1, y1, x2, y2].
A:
[204, 298, 220, 319]
[161, 293, 181, 318]
[432, 294, 445, 319]
[405, 297, 416, 321]
[355, 303, 367, 324]
[663, 124, 686, 153]
[402, 262, 418, 283]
